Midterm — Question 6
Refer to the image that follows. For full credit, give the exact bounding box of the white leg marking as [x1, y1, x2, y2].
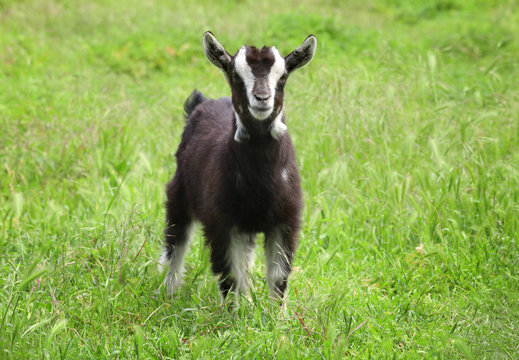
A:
[269, 47, 286, 92]
[228, 228, 256, 297]
[265, 227, 291, 299]
[158, 223, 194, 296]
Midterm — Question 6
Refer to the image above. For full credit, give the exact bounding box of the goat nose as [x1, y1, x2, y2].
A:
[254, 93, 270, 102]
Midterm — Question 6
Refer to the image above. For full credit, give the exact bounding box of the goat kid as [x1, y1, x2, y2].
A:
[158, 32, 317, 303]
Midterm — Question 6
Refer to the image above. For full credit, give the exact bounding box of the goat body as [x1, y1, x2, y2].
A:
[159, 32, 316, 302]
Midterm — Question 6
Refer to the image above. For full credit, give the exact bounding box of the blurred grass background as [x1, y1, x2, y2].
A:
[1, 0, 518, 358]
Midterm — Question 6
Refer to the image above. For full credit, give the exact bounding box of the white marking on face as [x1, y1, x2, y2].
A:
[270, 110, 287, 140]
[158, 223, 195, 296]
[234, 47, 256, 111]
[268, 46, 286, 96]
[234, 47, 286, 121]
[265, 227, 290, 300]
[227, 228, 256, 298]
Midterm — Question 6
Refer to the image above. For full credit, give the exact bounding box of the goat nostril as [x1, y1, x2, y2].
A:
[254, 94, 270, 102]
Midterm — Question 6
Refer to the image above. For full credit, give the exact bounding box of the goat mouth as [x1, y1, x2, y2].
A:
[250, 105, 271, 111]
[248, 106, 273, 120]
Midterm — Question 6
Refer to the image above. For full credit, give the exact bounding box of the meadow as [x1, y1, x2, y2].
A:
[1, 0, 518, 358]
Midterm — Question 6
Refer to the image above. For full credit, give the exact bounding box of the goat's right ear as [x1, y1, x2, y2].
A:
[203, 32, 232, 72]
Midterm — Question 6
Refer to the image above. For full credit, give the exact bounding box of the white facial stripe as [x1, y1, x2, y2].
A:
[269, 47, 286, 95]
[234, 47, 255, 105]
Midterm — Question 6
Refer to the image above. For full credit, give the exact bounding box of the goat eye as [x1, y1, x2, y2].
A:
[231, 71, 240, 81]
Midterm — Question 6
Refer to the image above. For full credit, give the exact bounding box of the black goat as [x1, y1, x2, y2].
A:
[158, 32, 317, 303]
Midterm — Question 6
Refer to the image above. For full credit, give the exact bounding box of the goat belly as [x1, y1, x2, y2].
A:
[232, 202, 279, 233]
[230, 179, 297, 233]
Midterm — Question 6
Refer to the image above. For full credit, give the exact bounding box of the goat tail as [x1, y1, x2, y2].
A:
[183, 90, 206, 120]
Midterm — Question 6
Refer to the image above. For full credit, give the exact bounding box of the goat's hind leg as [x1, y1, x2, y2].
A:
[159, 175, 194, 296]
[265, 226, 298, 304]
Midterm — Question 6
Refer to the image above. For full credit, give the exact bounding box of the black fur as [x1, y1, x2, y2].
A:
[183, 90, 206, 120]
[165, 95, 302, 298]
[285, 35, 316, 74]
[161, 33, 315, 302]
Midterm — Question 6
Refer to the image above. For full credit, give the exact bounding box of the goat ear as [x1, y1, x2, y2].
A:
[203, 31, 232, 72]
[285, 35, 317, 74]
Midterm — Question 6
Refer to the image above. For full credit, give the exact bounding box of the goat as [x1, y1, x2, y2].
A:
[158, 32, 317, 303]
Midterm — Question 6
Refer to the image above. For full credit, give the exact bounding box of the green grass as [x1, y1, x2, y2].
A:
[1, 0, 519, 358]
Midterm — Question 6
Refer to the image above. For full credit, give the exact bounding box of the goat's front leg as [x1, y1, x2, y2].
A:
[265, 226, 298, 302]
[207, 226, 256, 302]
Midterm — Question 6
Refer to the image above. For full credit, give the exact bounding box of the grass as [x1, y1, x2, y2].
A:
[1, 0, 518, 358]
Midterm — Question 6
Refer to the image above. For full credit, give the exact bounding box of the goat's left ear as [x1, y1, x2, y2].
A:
[285, 35, 317, 74]
[203, 31, 232, 73]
